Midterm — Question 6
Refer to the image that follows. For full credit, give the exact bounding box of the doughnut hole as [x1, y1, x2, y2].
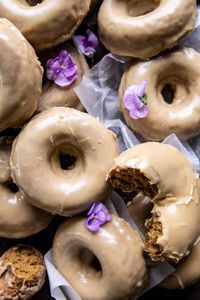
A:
[156, 65, 191, 105]
[26, 0, 43, 6]
[50, 143, 83, 178]
[6, 182, 19, 193]
[115, 0, 160, 17]
[69, 245, 103, 279]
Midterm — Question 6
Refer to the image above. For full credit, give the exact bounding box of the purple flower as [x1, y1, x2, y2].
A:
[72, 29, 99, 58]
[123, 80, 148, 119]
[46, 50, 78, 87]
[85, 202, 111, 232]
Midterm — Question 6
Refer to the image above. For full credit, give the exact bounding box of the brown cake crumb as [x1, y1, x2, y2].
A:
[145, 214, 165, 261]
[108, 167, 158, 198]
[0, 245, 46, 300]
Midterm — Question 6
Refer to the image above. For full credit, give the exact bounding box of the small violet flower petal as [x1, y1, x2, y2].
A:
[46, 49, 78, 87]
[85, 202, 111, 232]
[123, 80, 148, 120]
[72, 29, 99, 58]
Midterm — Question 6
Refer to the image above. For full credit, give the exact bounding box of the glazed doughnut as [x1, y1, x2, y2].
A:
[107, 142, 200, 263]
[53, 215, 147, 300]
[160, 241, 200, 289]
[0, 19, 42, 131]
[37, 44, 88, 113]
[98, 0, 196, 59]
[10, 108, 118, 216]
[119, 47, 200, 141]
[0, 136, 53, 239]
[0, 0, 91, 51]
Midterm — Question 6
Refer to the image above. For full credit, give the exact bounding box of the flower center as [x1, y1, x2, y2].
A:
[61, 64, 65, 69]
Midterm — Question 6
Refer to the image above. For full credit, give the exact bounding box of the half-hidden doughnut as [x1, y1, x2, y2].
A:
[107, 142, 200, 263]
[0, 0, 91, 50]
[0, 245, 46, 299]
[119, 47, 200, 141]
[53, 215, 147, 300]
[0, 136, 53, 239]
[37, 44, 88, 113]
[0, 19, 43, 131]
[98, 0, 196, 59]
[160, 241, 200, 289]
[10, 108, 119, 216]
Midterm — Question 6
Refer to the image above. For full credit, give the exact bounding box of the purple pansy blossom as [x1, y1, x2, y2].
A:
[123, 80, 148, 119]
[85, 202, 111, 232]
[46, 50, 78, 87]
[72, 29, 99, 58]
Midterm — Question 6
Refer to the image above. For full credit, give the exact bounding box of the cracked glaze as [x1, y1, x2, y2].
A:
[10, 108, 119, 216]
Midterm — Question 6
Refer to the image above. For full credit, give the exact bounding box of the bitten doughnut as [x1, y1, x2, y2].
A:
[0, 245, 46, 299]
[0, 0, 91, 50]
[37, 44, 88, 113]
[160, 241, 200, 289]
[119, 47, 200, 141]
[98, 0, 196, 59]
[0, 19, 42, 131]
[108, 143, 200, 263]
[10, 108, 118, 216]
[0, 136, 52, 239]
[53, 215, 147, 300]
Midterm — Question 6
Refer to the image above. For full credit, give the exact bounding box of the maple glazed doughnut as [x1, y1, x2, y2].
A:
[0, 136, 52, 239]
[98, 0, 196, 59]
[37, 44, 88, 113]
[119, 47, 200, 141]
[160, 241, 200, 289]
[10, 108, 118, 216]
[53, 215, 147, 300]
[0, 0, 91, 50]
[0, 18, 42, 131]
[108, 143, 200, 263]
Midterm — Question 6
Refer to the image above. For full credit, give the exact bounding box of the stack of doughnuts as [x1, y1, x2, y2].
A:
[0, 0, 200, 299]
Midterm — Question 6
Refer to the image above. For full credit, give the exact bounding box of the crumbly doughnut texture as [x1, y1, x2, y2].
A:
[107, 142, 200, 263]
[0, 245, 46, 300]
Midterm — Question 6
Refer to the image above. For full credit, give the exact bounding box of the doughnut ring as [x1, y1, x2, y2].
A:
[10, 108, 119, 216]
[119, 47, 200, 141]
[53, 215, 147, 300]
[98, 0, 196, 58]
[108, 142, 200, 263]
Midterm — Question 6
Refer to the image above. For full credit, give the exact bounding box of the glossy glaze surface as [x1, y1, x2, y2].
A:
[98, 0, 195, 58]
[53, 215, 147, 300]
[108, 143, 200, 262]
[0, 137, 52, 239]
[119, 48, 200, 141]
[0, 0, 91, 50]
[10, 108, 119, 216]
[0, 19, 42, 131]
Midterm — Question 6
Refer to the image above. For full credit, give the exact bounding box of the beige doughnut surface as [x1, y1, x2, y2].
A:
[160, 241, 200, 289]
[10, 108, 119, 216]
[37, 44, 88, 113]
[98, 0, 196, 59]
[108, 142, 200, 263]
[0, 136, 53, 239]
[0, 18, 43, 131]
[0, 245, 46, 300]
[53, 215, 147, 300]
[0, 0, 91, 50]
[119, 47, 200, 141]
